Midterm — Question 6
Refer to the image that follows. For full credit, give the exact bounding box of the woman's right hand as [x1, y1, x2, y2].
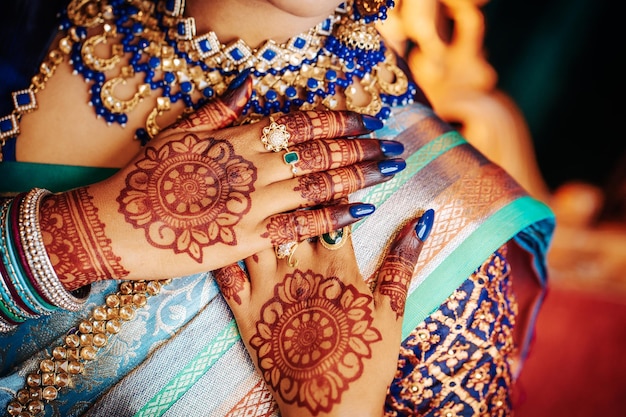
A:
[39, 77, 406, 289]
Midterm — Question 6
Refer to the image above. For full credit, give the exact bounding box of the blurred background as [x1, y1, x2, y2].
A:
[381, 0, 626, 415]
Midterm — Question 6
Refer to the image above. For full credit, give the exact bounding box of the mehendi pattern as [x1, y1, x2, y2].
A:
[40, 188, 129, 290]
[250, 269, 381, 415]
[384, 246, 517, 416]
[117, 134, 256, 262]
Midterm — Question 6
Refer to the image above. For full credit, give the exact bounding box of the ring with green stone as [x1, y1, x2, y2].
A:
[283, 150, 299, 177]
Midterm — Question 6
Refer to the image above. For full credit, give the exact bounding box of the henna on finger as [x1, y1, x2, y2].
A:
[275, 110, 381, 146]
[250, 269, 381, 414]
[376, 209, 435, 319]
[260, 203, 374, 246]
[294, 158, 404, 205]
[117, 133, 257, 262]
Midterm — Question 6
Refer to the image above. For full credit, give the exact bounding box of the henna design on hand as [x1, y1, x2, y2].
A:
[214, 263, 247, 305]
[295, 169, 366, 204]
[250, 269, 381, 414]
[276, 110, 367, 146]
[261, 207, 351, 245]
[295, 139, 368, 172]
[117, 134, 256, 262]
[376, 254, 413, 319]
[40, 188, 129, 290]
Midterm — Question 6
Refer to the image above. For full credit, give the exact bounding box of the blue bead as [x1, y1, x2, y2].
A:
[180, 81, 193, 93]
[265, 90, 278, 101]
[325, 69, 337, 81]
[307, 78, 319, 89]
[132, 22, 143, 34]
[285, 86, 297, 98]
[148, 56, 160, 69]
[117, 114, 128, 125]
[203, 87, 214, 98]
[164, 72, 176, 84]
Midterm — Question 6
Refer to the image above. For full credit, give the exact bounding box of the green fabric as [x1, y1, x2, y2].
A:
[401, 196, 554, 337]
[0, 161, 117, 194]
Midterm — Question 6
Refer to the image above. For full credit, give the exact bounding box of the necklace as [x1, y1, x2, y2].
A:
[0, 0, 415, 159]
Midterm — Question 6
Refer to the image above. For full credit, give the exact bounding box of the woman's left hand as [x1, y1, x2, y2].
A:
[214, 209, 435, 417]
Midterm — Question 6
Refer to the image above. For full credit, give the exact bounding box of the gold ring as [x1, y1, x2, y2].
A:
[275, 241, 299, 267]
[320, 227, 351, 251]
[261, 117, 291, 152]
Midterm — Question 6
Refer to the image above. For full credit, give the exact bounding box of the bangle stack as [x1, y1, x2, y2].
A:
[0, 188, 90, 332]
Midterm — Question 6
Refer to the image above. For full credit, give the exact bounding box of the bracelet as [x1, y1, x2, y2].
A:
[17, 188, 90, 311]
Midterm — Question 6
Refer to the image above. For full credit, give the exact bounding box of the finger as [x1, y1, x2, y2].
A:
[214, 262, 251, 309]
[172, 73, 252, 131]
[262, 138, 404, 183]
[373, 208, 435, 320]
[258, 110, 384, 153]
[264, 158, 405, 212]
[259, 203, 376, 246]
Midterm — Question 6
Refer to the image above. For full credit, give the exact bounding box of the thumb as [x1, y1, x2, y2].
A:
[213, 262, 251, 309]
[172, 71, 252, 131]
[373, 208, 435, 320]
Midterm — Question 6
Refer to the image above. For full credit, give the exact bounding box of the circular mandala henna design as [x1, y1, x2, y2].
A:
[250, 269, 381, 414]
[117, 134, 256, 262]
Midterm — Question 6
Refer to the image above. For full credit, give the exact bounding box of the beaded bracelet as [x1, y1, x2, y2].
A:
[16, 188, 90, 312]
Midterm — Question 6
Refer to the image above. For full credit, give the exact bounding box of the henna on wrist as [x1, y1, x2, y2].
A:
[40, 188, 129, 291]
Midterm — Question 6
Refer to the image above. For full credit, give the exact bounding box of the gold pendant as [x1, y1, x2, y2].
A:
[101, 67, 151, 114]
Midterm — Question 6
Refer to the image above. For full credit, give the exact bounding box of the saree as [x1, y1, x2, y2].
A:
[0, 100, 554, 416]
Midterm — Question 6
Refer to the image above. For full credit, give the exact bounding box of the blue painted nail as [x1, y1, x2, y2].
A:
[378, 158, 406, 176]
[379, 140, 404, 157]
[361, 115, 384, 131]
[415, 208, 435, 242]
[350, 203, 375, 218]
[227, 68, 251, 91]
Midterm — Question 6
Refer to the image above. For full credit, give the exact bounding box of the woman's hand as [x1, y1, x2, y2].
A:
[214, 209, 435, 417]
[40, 77, 406, 289]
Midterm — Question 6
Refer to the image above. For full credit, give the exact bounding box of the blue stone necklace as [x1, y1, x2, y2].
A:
[0, 0, 416, 160]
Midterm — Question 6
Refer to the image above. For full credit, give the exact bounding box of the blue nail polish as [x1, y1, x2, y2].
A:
[227, 68, 251, 91]
[379, 140, 404, 157]
[415, 208, 435, 241]
[350, 203, 375, 218]
[361, 115, 384, 131]
[378, 158, 406, 176]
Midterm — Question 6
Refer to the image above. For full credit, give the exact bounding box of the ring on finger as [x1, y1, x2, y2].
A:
[320, 226, 351, 251]
[261, 116, 291, 152]
[275, 241, 299, 267]
[283, 150, 299, 177]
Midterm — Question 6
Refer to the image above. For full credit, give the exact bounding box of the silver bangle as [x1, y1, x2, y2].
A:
[18, 188, 89, 311]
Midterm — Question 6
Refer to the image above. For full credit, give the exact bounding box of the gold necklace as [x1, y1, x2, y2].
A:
[0, 0, 415, 161]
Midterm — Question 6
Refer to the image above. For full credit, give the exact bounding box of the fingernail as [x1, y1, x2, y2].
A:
[350, 203, 376, 218]
[227, 68, 251, 91]
[361, 115, 384, 131]
[415, 208, 435, 242]
[379, 140, 404, 157]
[378, 158, 406, 176]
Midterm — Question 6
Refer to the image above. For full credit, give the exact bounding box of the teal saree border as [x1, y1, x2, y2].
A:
[401, 196, 554, 337]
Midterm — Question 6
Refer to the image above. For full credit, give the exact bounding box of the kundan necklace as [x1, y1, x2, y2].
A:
[0, 0, 415, 160]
